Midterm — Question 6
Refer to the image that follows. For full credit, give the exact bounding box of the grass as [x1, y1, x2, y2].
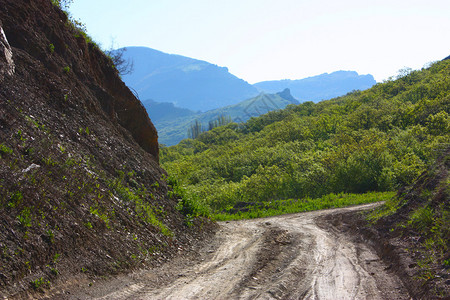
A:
[214, 191, 395, 221]
[366, 192, 406, 223]
[0, 144, 13, 157]
[168, 176, 211, 221]
[30, 277, 50, 291]
[110, 177, 173, 237]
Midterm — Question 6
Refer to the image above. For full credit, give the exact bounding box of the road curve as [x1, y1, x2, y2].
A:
[62, 203, 410, 300]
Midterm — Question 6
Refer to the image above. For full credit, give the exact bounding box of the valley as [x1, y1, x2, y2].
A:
[119, 47, 377, 145]
[0, 1, 448, 299]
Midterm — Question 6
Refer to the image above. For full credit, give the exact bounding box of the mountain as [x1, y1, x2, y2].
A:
[161, 61, 450, 299]
[148, 89, 299, 146]
[142, 99, 198, 123]
[120, 47, 259, 111]
[0, 0, 213, 297]
[161, 58, 450, 211]
[254, 71, 376, 102]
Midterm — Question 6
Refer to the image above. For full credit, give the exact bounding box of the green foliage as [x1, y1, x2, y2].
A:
[0, 144, 13, 158]
[154, 91, 297, 145]
[17, 207, 32, 227]
[89, 205, 111, 229]
[49, 266, 59, 276]
[208, 114, 232, 131]
[51, 0, 73, 10]
[215, 192, 395, 221]
[162, 60, 450, 216]
[367, 150, 449, 291]
[63, 66, 70, 73]
[45, 229, 55, 244]
[6, 191, 23, 208]
[53, 253, 61, 263]
[30, 277, 50, 290]
[110, 176, 173, 236]
[84, 221, 93, 229]
[408, 206, 434, 232]
[48, 43, 55, 54]
[168, 176, 211, 221]
[188, 119, 203, 139]
[51, 0, 101, 50]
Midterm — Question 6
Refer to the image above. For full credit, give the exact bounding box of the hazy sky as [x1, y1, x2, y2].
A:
[69, 0, 450, 83]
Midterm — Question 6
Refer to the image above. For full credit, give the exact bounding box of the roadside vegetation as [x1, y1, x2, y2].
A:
[366, 150, 449, 297]
[161, 60, 450, 218]
[215, 191, 395, 221]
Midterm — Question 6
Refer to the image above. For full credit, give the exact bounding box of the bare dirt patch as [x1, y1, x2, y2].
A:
[50, 203, 411, 299]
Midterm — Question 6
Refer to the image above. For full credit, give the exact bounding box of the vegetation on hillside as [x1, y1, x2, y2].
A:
[366, 150, 449, 298]
[148, 90, 299, 145]
[161, 60, 450, 215]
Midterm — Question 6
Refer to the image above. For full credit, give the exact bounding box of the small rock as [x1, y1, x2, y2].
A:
[22, 163, 40, 173]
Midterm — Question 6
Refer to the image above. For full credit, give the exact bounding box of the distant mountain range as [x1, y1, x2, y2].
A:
[119, 46, 377, 145]
[144, 89, 299, 145]
[120, 47, 259, 111]
[254, 71, 376, 102]
[120, 47, 377, 112]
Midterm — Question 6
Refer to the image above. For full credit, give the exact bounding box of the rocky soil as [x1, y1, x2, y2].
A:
[48, 204, 411, 300]
[0, 1, 215, 298]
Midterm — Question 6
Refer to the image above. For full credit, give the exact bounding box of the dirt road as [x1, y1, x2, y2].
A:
[54, 203, 410, 299]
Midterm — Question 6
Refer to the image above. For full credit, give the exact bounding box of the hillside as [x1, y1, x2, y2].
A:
[162, 59, 450, 213]
[0, 0, 213, 298]
[147, 89, 299, 145]
[161, 59, 450, 297]
[120, 47, 259, 111]
[141, 99, 198, 124]
[254, 70, 376, 102]
[363, 149, 449, 298]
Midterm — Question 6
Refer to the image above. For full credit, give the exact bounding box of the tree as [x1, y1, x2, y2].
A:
[208, 115, 232, 131]
[106, 48, 134, 76]
[188, 120, 203, 139]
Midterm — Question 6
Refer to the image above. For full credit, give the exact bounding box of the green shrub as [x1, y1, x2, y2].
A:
[48, 43, 55, 53]
[0, 144, 13, 158]
[30, 277, 50, 290]
[408, 206, 434, 233]
[169, 176, 211, 219]
[17, 207, 32, 227]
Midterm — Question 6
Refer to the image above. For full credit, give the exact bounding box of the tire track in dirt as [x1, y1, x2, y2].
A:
[53, 203, 410, 299]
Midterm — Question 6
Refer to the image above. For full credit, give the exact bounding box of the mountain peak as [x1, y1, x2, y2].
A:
[276, 88, 298, 103]
[254, 71, 376, 102]
[120, 47, 258, 111]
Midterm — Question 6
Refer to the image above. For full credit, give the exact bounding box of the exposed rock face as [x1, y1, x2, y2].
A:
[0, 0, 215, 298]
[0, 20, 15, 81]
[0, 0, 158, 161]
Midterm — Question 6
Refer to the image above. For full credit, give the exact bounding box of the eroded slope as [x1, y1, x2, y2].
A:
[0, 0, 214, 298]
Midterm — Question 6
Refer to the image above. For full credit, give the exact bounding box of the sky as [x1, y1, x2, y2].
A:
[69, 0, 450, 84]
